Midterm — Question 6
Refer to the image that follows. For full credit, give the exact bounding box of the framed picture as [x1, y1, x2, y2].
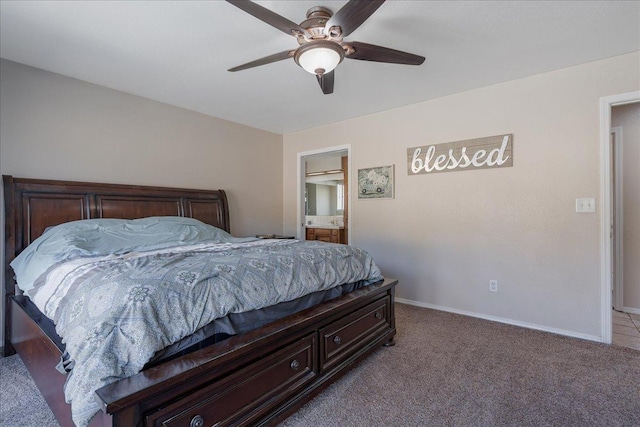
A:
[357, 165, 394, 199]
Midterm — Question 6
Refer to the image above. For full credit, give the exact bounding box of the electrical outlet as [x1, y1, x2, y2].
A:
[489, 280, 498, 292]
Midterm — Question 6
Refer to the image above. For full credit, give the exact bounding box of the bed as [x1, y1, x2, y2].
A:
[2, 175, 397, 427]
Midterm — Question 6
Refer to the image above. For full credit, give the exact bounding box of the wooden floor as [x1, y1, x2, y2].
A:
[612, 309, 640, 351]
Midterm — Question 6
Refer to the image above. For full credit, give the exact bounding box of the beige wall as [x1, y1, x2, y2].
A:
[0, 59, 284, 343]
[612, 102, 640, 311]
[0, 59, 283, 235]
[306, 155, 342, 173]
[284, 52, 640, 340]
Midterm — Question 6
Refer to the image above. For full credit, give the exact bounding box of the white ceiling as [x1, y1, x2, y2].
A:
[1, 1, 638, 134]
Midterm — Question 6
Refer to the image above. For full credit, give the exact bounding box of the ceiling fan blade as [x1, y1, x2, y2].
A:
[228, 50, 293, 72]
[316, 71, 335, 94]
[324, 0, 385, 38]
[346, 41, 425, 65]
[226, 0, 309, 38]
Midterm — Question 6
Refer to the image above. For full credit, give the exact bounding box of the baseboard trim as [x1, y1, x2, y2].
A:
[620, 306, 640, 315]
[395, 298, 603, 343]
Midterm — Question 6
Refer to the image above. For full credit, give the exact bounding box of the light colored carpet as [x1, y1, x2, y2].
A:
[282, 304, 640, 426]
[1, 303, 639, 427]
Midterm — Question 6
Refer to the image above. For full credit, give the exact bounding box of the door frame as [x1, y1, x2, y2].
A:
[610, 126, 624, 312]
[296, 144, 351, 241]
[599, 90, 639, 344]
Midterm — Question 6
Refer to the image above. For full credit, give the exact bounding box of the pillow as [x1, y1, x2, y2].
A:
[11, 216, 244, 292]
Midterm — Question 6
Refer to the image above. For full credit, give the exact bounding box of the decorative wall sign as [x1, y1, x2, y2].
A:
[407, 134, 513, 175]
[358, 165, 394, 199]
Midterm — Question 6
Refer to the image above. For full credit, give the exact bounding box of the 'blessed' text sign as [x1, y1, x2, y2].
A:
[407, 134, 513, 175]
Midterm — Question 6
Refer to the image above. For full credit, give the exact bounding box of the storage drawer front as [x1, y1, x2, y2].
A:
[147, 334, 317, 427]
[319, 296, 391, 371]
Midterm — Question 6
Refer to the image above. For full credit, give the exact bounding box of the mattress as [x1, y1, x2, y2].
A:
[14, 279, 372, 369]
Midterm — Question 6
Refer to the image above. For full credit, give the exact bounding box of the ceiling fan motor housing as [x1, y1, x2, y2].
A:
[299, 6, 340, 41]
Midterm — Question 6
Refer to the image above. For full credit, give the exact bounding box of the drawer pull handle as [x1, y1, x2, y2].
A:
[190, 415, 204, 427]
[333, 335, 341, 345]
[290, 359, 300, 370]
[375, 312, 382, 319]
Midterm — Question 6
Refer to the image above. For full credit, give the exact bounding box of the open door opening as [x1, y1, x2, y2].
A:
[600, 91, 640, 345]
[297, 146, 351, 244]
[610, 104, 640, 351]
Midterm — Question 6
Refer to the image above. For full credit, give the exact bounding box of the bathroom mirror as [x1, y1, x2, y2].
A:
[305, 174, 344, 216]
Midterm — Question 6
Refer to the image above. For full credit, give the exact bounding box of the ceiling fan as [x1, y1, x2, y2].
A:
[227, 0, 425, 94]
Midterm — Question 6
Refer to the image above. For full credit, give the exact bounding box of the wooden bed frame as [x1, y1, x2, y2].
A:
[2, 175, 397, 427]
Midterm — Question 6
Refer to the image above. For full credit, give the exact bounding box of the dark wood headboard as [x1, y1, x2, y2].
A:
[2, 175, 230, 355]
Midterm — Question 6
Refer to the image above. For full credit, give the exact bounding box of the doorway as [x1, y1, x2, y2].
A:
[610, 104, 640, 350]
[599, 91, 640, 345]
[296, 145, 351, 243]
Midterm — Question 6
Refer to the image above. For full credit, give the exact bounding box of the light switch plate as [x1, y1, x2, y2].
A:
[576, 198, 596, 213]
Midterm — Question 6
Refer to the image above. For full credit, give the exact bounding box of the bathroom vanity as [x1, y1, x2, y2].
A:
[305, 226, 346, 244]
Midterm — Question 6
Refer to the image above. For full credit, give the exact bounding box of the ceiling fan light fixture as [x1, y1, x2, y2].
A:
[294, 41, 344, 75]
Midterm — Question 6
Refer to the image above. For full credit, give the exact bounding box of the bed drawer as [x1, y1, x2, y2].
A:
[319, 296, 391, 372]
[146, 333, 317, 427]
